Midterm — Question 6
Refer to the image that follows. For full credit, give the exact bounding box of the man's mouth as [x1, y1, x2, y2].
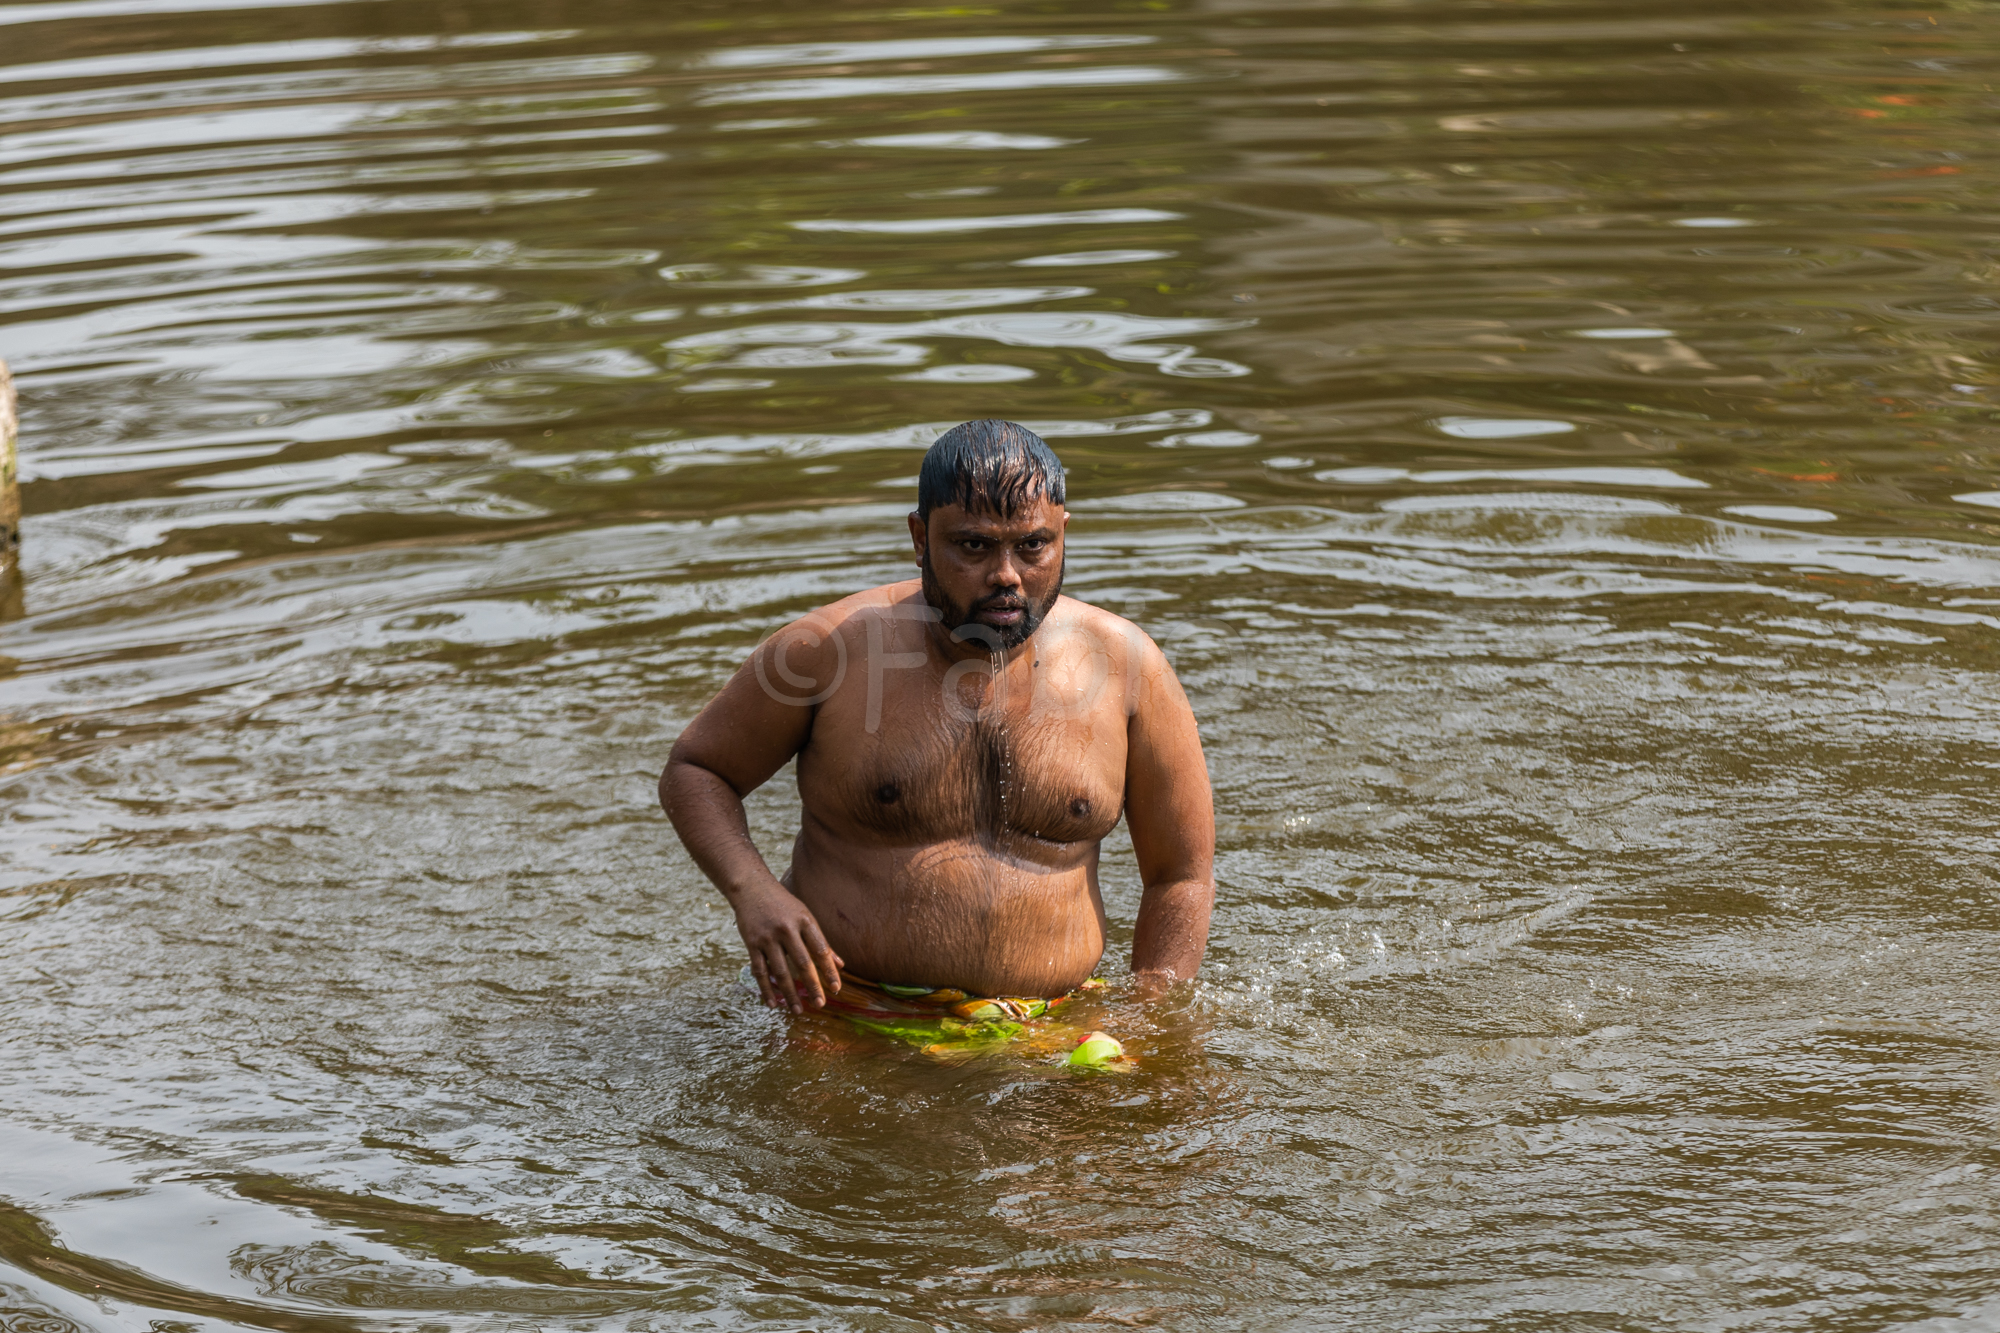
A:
[975, 600, 1026, 623]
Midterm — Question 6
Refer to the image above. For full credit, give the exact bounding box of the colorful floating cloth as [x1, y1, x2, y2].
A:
[746, 967, 1130, 1069]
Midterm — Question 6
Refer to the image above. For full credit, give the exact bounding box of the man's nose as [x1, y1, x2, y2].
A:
[989, 550, 1023, 589]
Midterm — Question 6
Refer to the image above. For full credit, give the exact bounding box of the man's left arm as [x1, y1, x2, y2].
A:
[1122, 634, 1215, 982]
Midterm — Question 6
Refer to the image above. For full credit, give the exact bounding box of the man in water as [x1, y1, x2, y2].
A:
[661, 419, 1214, 1026]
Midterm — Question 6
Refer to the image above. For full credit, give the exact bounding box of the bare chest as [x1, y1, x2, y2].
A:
[800, 690, 1127, 848]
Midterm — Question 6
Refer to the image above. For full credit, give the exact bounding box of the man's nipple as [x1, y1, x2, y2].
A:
[875, 782, 900, 804]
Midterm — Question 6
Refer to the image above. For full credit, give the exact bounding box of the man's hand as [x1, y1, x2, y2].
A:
[733, 882, 844, 1013]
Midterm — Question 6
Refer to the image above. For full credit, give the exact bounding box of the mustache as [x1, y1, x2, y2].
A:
[971, 592, 1028, 612]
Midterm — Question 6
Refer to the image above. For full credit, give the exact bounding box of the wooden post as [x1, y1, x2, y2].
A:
[0, 359, 19, 619]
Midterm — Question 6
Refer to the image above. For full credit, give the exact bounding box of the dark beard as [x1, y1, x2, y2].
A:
[920, 552, 1064, 651]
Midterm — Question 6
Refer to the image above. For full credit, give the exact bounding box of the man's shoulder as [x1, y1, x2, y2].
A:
[778, 580, 923, 630]
[747, 582, 924, 700]
[814, 580, 925, 631]
[1048, 597, 1166, 661]
[1048, 601, 1192, 718]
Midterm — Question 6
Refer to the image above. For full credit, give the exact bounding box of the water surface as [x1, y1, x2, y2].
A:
[5, 0, 2000, 1328]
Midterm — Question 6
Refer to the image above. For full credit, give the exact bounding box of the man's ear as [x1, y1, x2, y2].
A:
[907, 511, 927, 566]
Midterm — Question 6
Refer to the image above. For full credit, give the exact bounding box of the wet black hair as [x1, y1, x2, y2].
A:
[916, 419, 1066, 519]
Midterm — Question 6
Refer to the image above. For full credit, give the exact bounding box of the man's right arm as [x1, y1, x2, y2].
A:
[1121, 630, 1216, 987]
[661, 611, 848, 1013]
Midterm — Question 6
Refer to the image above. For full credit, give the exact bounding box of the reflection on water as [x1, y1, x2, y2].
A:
[3, 0, 2000, 1327]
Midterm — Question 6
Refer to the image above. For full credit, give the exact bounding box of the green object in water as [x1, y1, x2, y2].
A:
[786, 968, 1127, 1067]
[842, 1012, 1026, 1053]
[1068, 1031, 1126, 1069]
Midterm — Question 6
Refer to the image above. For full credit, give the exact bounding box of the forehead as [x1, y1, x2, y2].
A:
[930, 498, 1065, 535]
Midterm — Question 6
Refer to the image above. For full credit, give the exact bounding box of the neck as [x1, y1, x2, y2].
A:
[924, 617, 1036, 667]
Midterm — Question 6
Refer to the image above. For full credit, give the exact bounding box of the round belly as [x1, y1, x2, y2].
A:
[789, 831, 1107, 998]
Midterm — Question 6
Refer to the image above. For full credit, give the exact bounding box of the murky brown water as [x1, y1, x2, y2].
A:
[5, 0, 2000, 1327]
